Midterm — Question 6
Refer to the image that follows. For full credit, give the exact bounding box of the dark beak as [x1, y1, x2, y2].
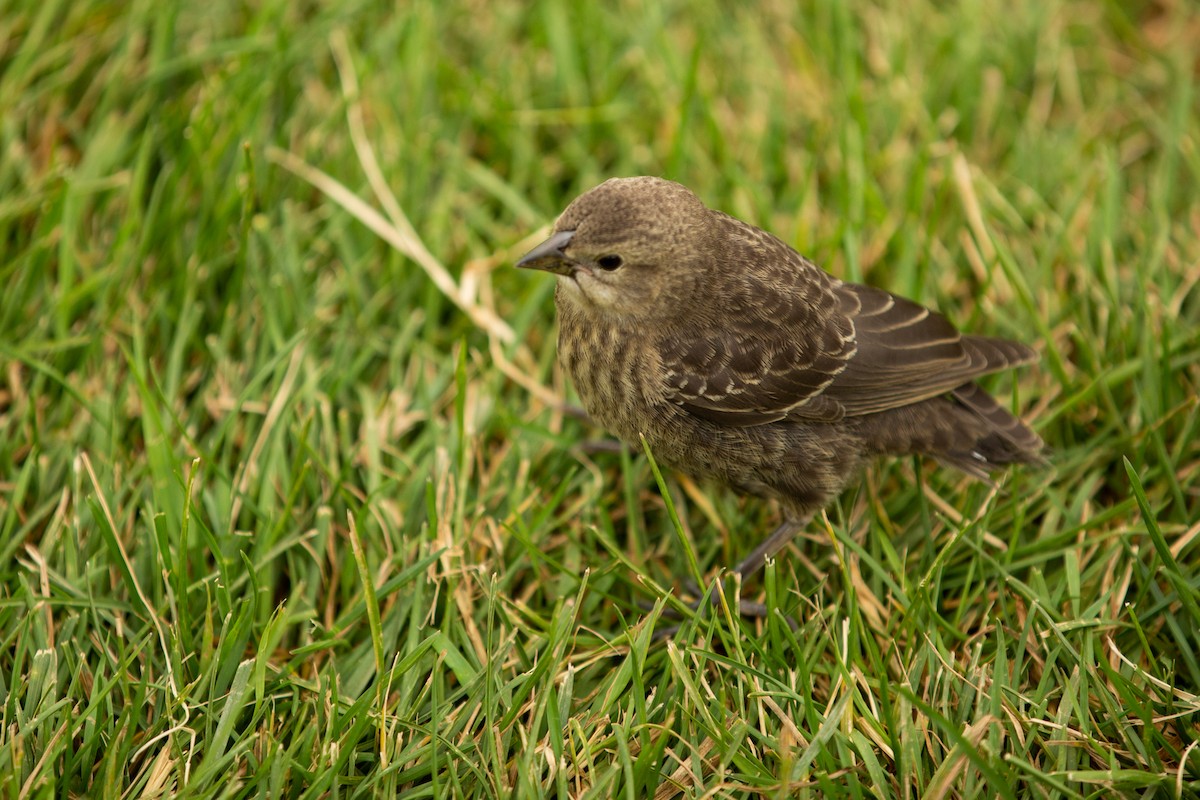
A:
[517, 230, 576, 276]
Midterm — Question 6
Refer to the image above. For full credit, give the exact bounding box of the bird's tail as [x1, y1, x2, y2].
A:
[856, 381, 1045, 481]
[936, 383, 1046, 480]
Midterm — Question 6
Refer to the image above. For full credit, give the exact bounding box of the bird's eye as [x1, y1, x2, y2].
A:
[597, 254, 623, 270]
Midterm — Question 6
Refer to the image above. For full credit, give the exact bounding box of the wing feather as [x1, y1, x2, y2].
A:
[658, 216, 1034, 427]
[822, 284, 1035, 416]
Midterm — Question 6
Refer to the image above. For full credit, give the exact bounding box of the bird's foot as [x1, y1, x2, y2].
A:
[678, 577, 771, 618]
[638, 576, 795, 639]
[635, 516, 814, 638]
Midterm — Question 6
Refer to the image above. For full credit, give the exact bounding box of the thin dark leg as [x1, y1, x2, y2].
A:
[650, 515, 813, 638]
[730, 515, 812, 581]
[562, 403, 592, 422]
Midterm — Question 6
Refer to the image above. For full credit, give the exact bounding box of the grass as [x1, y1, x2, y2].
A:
[2, 0, 1199, 796]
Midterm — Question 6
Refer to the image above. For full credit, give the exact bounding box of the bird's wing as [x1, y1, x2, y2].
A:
[659, 220, 1034, 427]
[658, 226, 858, 425]
[659, 322, 854, 425]
[819, 283, 1036, 417]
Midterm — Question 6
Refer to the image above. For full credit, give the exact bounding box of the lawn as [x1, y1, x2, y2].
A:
[2, 0, 1199, 797]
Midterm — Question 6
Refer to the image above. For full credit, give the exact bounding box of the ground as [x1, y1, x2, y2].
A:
[1, 0, 1198, 797]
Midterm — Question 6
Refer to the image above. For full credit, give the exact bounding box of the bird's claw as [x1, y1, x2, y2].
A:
[636, 578, 797, 639]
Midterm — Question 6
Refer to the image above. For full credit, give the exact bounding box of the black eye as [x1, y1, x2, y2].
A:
[597, 254, 623, 270]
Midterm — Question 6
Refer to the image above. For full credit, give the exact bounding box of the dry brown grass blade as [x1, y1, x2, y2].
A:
[266, 146, 516, 345]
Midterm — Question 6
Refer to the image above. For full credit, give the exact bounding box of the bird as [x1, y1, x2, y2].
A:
[518, 176, 1043, 588]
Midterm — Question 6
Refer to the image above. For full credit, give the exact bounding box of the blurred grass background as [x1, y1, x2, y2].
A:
[2, 0, 1199, 796]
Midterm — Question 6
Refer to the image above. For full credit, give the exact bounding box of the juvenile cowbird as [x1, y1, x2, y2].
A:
[519, 177, 1042, 584]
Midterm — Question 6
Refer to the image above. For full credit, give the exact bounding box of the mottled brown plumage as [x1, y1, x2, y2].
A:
[519, 176, 1043, 581]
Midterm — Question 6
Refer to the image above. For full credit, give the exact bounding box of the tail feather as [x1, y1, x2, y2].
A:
[937, 383, 1046, 478]
[857, 380, 1045, 481]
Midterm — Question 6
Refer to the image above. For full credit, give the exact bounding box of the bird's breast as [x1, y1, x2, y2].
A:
[557, 315, 667, 440]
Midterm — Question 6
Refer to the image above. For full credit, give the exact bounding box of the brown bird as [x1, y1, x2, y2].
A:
[519, 177, 1043, 585]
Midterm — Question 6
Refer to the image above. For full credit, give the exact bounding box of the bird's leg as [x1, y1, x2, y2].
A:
[729, 514, 812, 582]
[695, 515, 811, 615]
[562, 403, 592, 422]
[559, 405, 626, 454]
[650, 515, 814, 637]
[580, 439, 625, 454]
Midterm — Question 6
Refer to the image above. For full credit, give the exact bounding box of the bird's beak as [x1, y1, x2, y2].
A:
[517, 230, 576, 276]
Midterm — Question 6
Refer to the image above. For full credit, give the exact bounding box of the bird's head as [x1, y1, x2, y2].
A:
[518, 177, 715, 322]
